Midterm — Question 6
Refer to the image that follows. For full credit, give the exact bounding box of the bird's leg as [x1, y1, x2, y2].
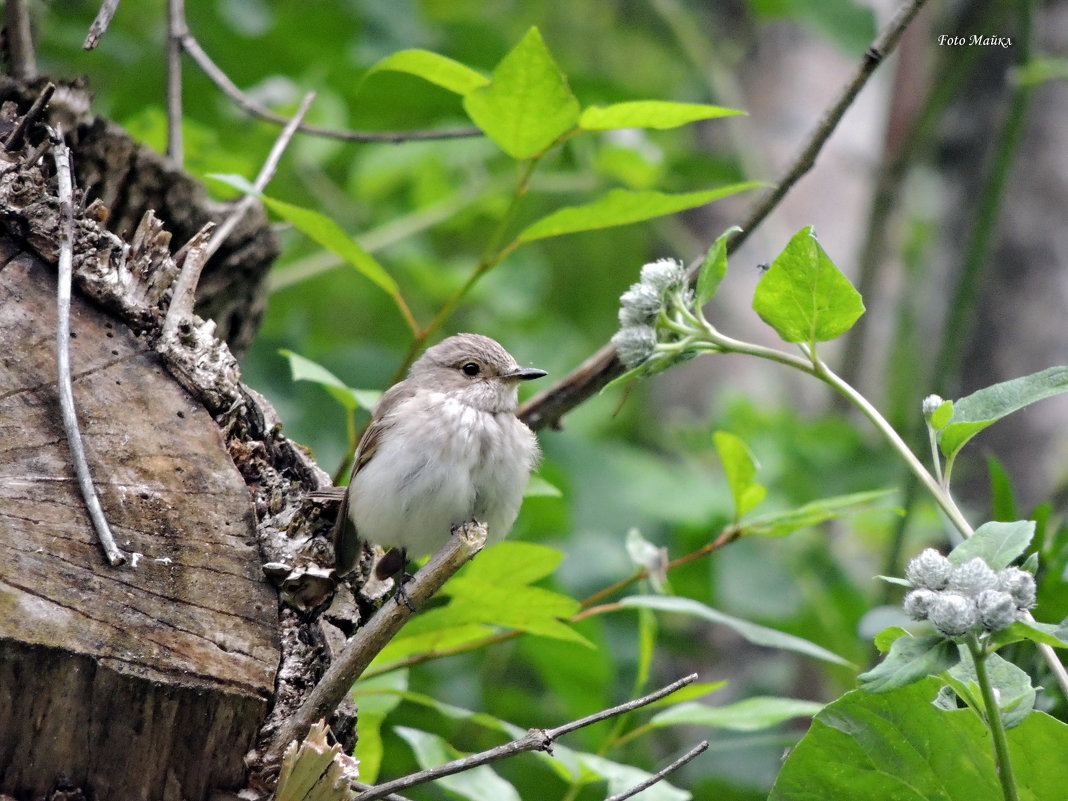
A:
[376, 547, 415, 611]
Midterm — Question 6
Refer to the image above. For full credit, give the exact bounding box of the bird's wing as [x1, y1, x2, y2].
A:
[331, 381, 417, 576]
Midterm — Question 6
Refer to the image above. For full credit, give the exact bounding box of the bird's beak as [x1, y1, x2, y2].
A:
[505, 367, 548, 381]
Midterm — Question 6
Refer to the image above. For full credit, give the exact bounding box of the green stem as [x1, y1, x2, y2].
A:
[386, 157, 542, 384]
[810, 356, 974, 539]
[697, 320, 975, 539]
[968, 638, 1020, 801]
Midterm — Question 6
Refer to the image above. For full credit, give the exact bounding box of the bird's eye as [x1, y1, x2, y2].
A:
[461, 362, 481, 376]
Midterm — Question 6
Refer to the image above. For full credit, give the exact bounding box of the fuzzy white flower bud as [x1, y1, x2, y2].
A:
[905, 548, 952, 590]
[997, 567, 1037, 610]
[903, 588, 938, 621]
[927, 592, 980, 637]
[948, 557, 999, 596]
[976, 589, 1018, 632]
[612, 325, 658, 369]
[639, 258, 686, 294]
[921, 395, 945, 417]
[618, 282, 663, 327]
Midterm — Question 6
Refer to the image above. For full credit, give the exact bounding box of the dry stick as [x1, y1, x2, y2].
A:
[161, 90, 314, 339]
[51, 129, 126, 568]
[3, 82, 54, 152]
[604, 740, 709, 801]
[518, 0, 930, 433]
[352, 673, 699, 801]
[265, 522, 490, 766]
[178, 31, 480, 144]
[4, 0, 37, 79]
[202, 91, 317, 263]
[165, 0, 185, 165]
[83, 0, 122, 50]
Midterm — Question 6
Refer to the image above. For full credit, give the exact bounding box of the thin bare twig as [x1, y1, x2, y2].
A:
[179, 30, 481, 144]
[350, 783, 414, 801]
[203, 91, 316, 262]
[3, 82, 54, 152]
[4, 0, 37, 78]
[162, 90, 313, 338]
[165, 0, 185, 165]
[518, 0, 930, 433]
[353, 673, 699, 801]
[51, 128, 126, 567]
[604, 740, 709, 801]
[83, 0, 122, 50]
[265, 523, 489, 766]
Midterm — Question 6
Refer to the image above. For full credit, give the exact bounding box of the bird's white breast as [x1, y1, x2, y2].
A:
[347, 392, 538, 557]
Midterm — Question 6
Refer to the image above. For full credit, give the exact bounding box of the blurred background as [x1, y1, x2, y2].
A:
[37, 1, 1068, 797]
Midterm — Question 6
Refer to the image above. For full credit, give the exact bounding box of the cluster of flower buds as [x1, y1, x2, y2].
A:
[903, 548, 1036, 637]
[611, 258, 688, 368]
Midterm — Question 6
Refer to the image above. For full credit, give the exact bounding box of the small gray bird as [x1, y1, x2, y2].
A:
[333, 333, 546, 578]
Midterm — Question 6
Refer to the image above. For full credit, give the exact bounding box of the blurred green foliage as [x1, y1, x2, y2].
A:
[36, 2, 1068, 798]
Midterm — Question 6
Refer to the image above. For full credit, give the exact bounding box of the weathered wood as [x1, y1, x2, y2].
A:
[0, 240, 279, 799]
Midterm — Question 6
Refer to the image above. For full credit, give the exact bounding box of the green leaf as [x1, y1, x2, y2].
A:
[440, 543, 588, 645]
[524, 475, 562, 497]
[210, 174, 401, 298]
[461, 27, 580, 158]
[989, 619, 1068, 650]
[369, 617, 495, 667]
[939, 366, 1068, 460]
[621, 595, 853, 667]
[752, 226, 865, 346]
[351, 670, 408, 783]
[947, 520, 1034, 568]
[261, 195, 400, 295]
[952, 650, 1036, 729]
[875, 575, 912, 588]
[872, 626, 910, 653]
[578, 100, 743, 131]
[650, 696, 823, 732]
[457, 541, 563, 586]
[278, 350, 381, 411]
[769, 678, 1068, 801]
[744, 489, 895, 538]
[518, 184, 761, 242]
[930, 399, 954, 430]
[395, 727, 521, 801]
[577, 753, 690, 801]
[643, 681, 728, 709]
[696, 226, 740, 307]
[713, 431, 766, 519]
[366, 49, 489, 95]
[857, 633, 958, 693]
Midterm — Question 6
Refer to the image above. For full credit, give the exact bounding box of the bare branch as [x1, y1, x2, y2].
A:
[83, 0, 122, 50]
[264, 522, 489, 767]
[518, 0, 931, 433]
[604, 740, 709, 801]
[352, 673, 699, 801]
[51, 128, 126, 567]
[4, 82, 54, 152]
[165, 0, 185, 165]
[203, 91, 316, 262]
[179, 31, 481, 144]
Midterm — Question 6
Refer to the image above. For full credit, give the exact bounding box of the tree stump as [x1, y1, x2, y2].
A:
[0, 238, 279, 799]
[0, 79, 338, 801]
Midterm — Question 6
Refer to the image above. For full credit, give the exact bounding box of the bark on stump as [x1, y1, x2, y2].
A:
[0, 79, 336, 801]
